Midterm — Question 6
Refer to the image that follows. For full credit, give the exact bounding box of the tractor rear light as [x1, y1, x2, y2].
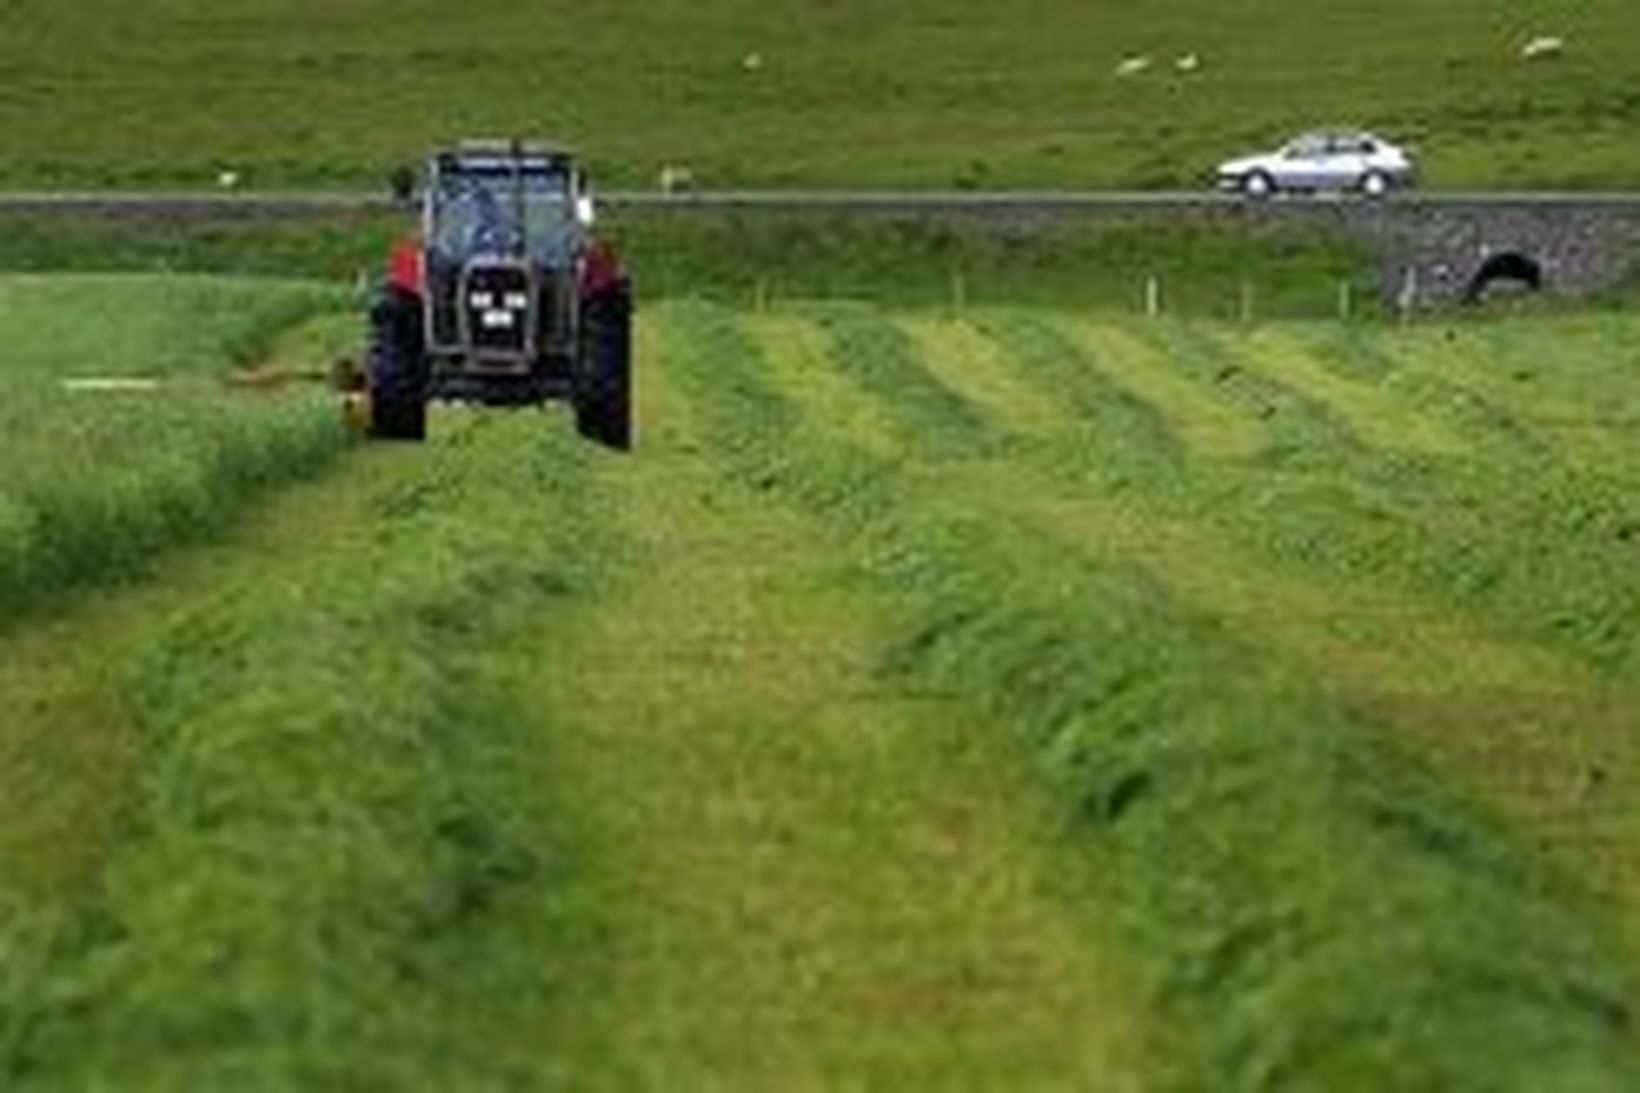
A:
[470, 291, 496, 309]
[504, 292, 529, 310]
[480, 308, 515, 329]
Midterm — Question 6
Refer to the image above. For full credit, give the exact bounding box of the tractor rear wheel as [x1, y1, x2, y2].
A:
[575, 284, 633, 451]
[368, 285, 429, 441]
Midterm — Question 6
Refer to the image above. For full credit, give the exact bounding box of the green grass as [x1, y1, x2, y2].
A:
[0, 275, 352, 618]
[508, 354, 1153, 1088]
[5, 280, 1640, 1088]
[657, 299, 1640, 1088]
[0, 211, 406, 283]
[2, 1, 1640, 190]
[1, 420, 615, 1087]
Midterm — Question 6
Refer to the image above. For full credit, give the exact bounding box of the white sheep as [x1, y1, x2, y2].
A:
[1115, 55, 1151, 77]
[658, 165, 695, 193]
[1175, 54, 1201, 74]
[1521, 36, 1565, 61]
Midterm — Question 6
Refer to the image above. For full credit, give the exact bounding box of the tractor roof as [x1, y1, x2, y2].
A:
[438, 140, 577, 169]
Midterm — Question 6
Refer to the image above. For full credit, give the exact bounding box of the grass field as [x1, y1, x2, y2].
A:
[0, 276, 350, 616]
[2, 1, 1639, 190]
[3, 274, 1640, 1087]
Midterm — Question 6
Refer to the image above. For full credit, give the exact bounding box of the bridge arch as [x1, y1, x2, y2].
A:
[1462, 251, 1544, 304]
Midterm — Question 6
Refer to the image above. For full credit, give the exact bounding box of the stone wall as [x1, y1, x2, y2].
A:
[1337, 200, 1640, 308]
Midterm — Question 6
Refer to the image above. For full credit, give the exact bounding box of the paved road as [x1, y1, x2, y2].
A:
[3, 189, 1640, 218]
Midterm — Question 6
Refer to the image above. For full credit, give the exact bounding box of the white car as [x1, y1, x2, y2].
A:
[1215, 131, 1416, 198]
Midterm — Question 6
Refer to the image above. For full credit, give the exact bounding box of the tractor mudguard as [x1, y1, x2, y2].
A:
[389, 239, 425, 297]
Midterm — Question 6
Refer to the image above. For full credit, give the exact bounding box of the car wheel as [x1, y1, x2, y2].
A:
[1243, 171, 1275, 199]
[1361, 170, 1390, 198]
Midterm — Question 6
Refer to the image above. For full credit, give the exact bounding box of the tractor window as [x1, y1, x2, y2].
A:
[429, 163, 575, 262]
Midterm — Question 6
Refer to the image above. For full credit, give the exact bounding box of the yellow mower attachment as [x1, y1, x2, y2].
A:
[331, 357, 372, 434]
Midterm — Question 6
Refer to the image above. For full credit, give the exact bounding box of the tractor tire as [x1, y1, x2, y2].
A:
[575, 282, 633, 451]
[368, 284, 429, 441]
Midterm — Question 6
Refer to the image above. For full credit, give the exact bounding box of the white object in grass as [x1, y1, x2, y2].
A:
[1521, 36, 1565, 61]
[62, 377, 162, 392]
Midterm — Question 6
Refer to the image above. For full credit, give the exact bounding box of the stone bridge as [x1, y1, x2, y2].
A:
[605, 191, 1640, 309]
[1317, 196, 1640, 308]
[603, 190, 1640, 309]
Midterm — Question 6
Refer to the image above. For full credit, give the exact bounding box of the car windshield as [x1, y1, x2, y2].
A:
[1285, 135, 1330, 158]
[430, 160, 575, 261]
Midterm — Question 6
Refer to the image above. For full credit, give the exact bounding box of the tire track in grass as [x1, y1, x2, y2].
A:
[524, 303, 1151, 1091]
[667, 300, 1640, 1090]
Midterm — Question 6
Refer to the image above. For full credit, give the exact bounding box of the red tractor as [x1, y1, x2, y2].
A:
[367, 141, 633, 448]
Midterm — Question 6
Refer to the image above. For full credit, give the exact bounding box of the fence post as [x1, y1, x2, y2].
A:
[1397, 267, 1419, 324]
[951, 268, 967, 315]
[1145, 275, 1161, 318]
[1337, 280, 1353, 321]
[1239, 280, 1254, 324]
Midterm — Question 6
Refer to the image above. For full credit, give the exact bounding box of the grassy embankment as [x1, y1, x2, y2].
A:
[0, 204, 1384, 320]
[3, 1, 1640, 190]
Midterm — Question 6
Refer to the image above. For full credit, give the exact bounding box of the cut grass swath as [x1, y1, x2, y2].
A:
[661, 299, 1640, 1090]
[0, 275, 354, 621]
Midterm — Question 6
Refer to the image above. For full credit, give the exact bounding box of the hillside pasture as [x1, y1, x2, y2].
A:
[1, 1, 1638, 190]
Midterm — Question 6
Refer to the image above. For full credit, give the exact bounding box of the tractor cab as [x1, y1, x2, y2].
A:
[368, 140, 633, 448]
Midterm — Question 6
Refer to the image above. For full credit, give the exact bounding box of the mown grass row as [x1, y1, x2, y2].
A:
[0, 275, 354, 621]
[1, 415, 615, 1087]
[1003, 313, 1640, 681]
[959, 309, 1640, 910]
[660, 299, 1640, 1090]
